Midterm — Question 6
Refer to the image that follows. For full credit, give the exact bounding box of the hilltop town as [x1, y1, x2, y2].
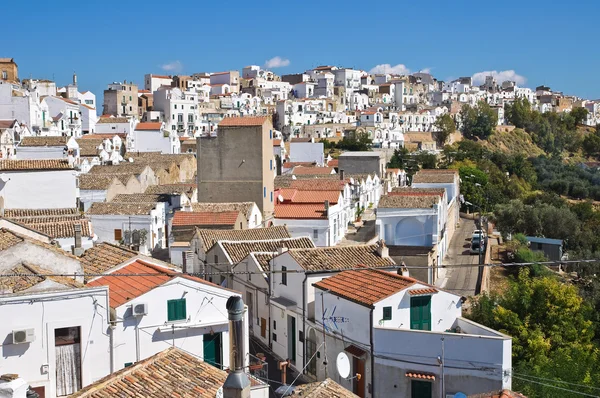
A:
[0, 57, 598, 398]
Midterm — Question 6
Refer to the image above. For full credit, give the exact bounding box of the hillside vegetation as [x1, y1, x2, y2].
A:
[484, 128, 545, 156]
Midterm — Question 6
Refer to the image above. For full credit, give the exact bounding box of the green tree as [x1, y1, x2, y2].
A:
[432, 114, 455, 147]
[505, 97, 533, 129]
[459, 101, 498, 140]
[570, 107, 589, 127]
[583, 132, 600, 157]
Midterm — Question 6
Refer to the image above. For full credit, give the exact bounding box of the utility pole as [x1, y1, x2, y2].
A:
[321, 292, 329, 378]
[440, 337, 445, 398]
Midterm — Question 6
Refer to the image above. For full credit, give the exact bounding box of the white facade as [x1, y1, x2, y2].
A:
[0, 82, 48, 132]
[87, 203, 166, 255]
[0, 287, 111, 398]
[0, 168, 77, 210]
[289, 141, 325, 165]
[133, 122, 181, 154]
[43, 96, 83, 137]
[144, 74, 173, 92]
[152, 87, 199, 136]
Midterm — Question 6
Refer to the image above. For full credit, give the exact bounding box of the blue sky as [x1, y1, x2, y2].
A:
[4, 0, 599, 102]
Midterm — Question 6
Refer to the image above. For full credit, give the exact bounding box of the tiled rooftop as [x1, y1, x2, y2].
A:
[284, 245, 395, 272]
[70, 347, 230, 397]
[23, 219, 92, 239]
[87, 202, 156, 216]
[79, 242, 138, 281]
[0, 228, 77, 259]
[196, 226, 290, 251]
[277, 189, 341, 204]
[87, 260, 220, 308]
[0, 120, 17, 129]
[0, 262, 83, 293]
[19, 136, 68, 147]
[412, 173, 457, 184]
[145, 183, 196, 195]
[79, 174, 121, 190]
[283, 162, 317, 169]
[96, 117, 130, 124]
[172, 211, 240, 227]
[191, 202, 255, 220]
[313, 268, 415, 307]
[378, 195, 440, 209]
[111, 193, 167, 204]
[3, 208, 79, 218]
[291, 378, 359, 397]
[389, 187, 446, 197]
[89, 163, 149, 175]
[274, 203, 327, 220]
[0, 159, 73, 171]
[292, 166, 335, 175]
[218, 116, 269, 127]
[135, 122, 163, 131]
[76, 138, 104, 157]
[418, 169, 459, 175]
[220, 237, 315, 264]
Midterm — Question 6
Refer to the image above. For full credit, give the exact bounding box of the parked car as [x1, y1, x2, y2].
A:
[470, 238, 485, 254]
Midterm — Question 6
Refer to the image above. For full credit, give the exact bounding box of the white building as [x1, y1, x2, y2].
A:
[133, 121, 180, 154]
[0, 119, 30, 159]
[17, 136, 79, 160]
[144, 74, 173, 92]
[0, 82, 48, 132]
[152, 87, 199, 137]
[313, 268, 512, 398]
[86, 258, 248, 373]
[86, 201, 166, 255]
[0, 159, 77, 210]
[0, 282, 111, 398]
[43, 96, 83, 137]
[289, 138, 325, 165]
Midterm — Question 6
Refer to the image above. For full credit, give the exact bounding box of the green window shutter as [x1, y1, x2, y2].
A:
[167, 298, 187, 321]
[382, 306, 392, 321]
[124, 362, 133, 368]
[410, 296, 431, 331]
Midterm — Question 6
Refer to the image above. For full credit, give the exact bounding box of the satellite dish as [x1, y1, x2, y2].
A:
[291, 175, 297, 180]
[336, 352, 351, 379]
[278, 194, 284, 203]
[128, 157, 134, 163]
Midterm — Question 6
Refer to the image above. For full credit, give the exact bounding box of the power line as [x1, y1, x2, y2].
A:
[512, 374, 600, 397]
[512, 372, 600, 392]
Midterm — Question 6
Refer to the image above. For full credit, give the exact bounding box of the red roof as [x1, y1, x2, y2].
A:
[172, 211, 240, 227]
[292, 167, 335, 175]
[150, 75, 171, 79]
[218, 116, 269, 127]
[313, 268, 417, 307]
[405, 372, 436, 381]
[87, 260, 223, 308]
[273, 139, 281, 146]
[0, 120, 17, 129]
[290, 179, 346, 191]
[274, 203, 327, 220]
[80, 133, 127, 140]
[277, 189, 340, 204]
[327, 159, 339, 167]
[135, 122, 162, 131]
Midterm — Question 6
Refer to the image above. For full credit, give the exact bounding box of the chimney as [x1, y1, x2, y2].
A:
[324, 200, 329, 217]
[277, 246, 288, 255]
[72, 224, 84, 256]
[222, 296, 250, 398]
[397, 261, 410, 278]
[377, 240, 389, 258]
[339, 169, 345, 181]
[0, 374, 28, 398]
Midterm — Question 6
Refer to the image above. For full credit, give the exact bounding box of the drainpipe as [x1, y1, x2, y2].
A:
[135, 317, 140, 362]
[369, 308, 375, 398]
[302, 273, 308, 374]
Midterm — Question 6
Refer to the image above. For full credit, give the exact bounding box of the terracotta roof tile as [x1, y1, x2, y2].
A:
[327, 159, 339, 167]
[79, 243, 138, 281]
[89, 163, 150, 176]
[0, 120, 17, 129]
[314, 268, 414, 306]
[412, 173, 457, 184]
[292, 167, 335, 176]
[0, 262, 83, 293]
[285, 245, 395, 272]
[172, 211, 240, 227]
[79, 174, 121, 190]
[135, 122, 162, 131]
[418, 169, 459, 174]
[273, 139, 282, 146]
[0, 228, 78, 259]
[220, 237, 315, 264]
[96, 117, 130, 124]
[218, 116, 270, 127]
[283, 162, 317, 169]
[405, 371, 436, 381]
[389, 187, 445, 197]
[22, 219, 92, 239]
[3, 208, 79, 218]
[70, 348, 231, 398]
[274, 203, 327, 220]
[19, 136, 68, 147]
[87, 260, 223, 308]
[145, 183, 196, 196]
[408, 288, 438, 295]
[378, 195, 440, 209]
[87, 202, 156, 216]
[0, 159, 73, 171]
[76, 139, 104, 157]
[196, 226, 290, 252]
[80, 133, 127, 139]
[277, 189, 340, 204]
[190, 202, 255, 220]
[290, 138, 312, 143]
[111, 193, 167, 204]
[291, 378, 359, 397]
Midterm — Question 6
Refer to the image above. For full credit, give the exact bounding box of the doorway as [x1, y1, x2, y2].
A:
[287, 315, 296, 363]
[203, 332, 222, 369]
[353, 356, 366, 397]
[247, 292, 254, 332]
[54, 326, 82, 396]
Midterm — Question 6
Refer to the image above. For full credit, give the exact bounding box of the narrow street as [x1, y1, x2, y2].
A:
[436, 217, 480, 297]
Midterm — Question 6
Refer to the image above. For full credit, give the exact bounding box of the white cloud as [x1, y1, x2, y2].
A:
[420, 67, 432, 74]
[264, 56, 290, 69]
[472, 70, 526, 86]
[161, 61, 182, 73]
[369, 63, 411, 75]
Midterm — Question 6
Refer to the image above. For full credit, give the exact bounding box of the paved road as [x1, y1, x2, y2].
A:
[436, 217, 480, 297]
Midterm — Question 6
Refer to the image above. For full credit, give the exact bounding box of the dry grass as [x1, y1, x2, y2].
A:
[484, 128, 545, 156]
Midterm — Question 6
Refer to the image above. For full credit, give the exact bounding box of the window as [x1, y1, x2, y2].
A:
[410, 380, 432, 398]
[273, 333, 277, 342]
[410, 296, 431, 331]
[129, 96, 132, 101]
[124, 362, 133, 368]
[114, 229, 122, 241]
[214, 255, 218, 264]
[269, 129, 272, 139]
[270, 192, 273, 202]
[270, 159, 273, 170]
[537, 243, 543, 250]
[273, 320, 277, 330]
[263, 187, 266, 198]
[313, 229, 318, 239]
[174, 104, 177, 109]
[129, 106, 132, 111]
[85, 99, 93, 105]
[299, 330, 304, 342]
[281, 266, 287, 286]
[167, 298, 187, 321]
[382, 306, 392, 321]
[1, 71, 7, 80]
